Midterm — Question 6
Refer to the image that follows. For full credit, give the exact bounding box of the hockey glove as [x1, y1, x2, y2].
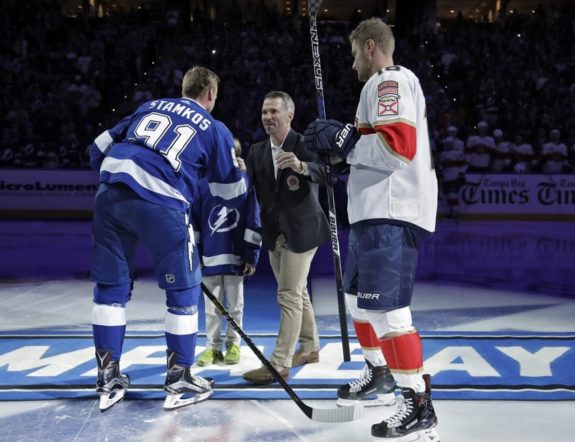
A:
[304, 119, 361, 160]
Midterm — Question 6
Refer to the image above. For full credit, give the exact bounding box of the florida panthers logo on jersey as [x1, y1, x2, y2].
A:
[208, 205, 240, 236]
[377, 80, 400, 116]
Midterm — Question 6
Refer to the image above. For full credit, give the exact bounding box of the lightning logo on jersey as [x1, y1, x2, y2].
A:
[208, 205, 239, 236]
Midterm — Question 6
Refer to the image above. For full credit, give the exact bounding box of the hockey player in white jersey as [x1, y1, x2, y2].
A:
[88, 66, 247, 411]
[305, 18, 439, 440]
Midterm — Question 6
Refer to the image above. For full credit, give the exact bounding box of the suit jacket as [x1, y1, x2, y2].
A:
[246, 129, 330, 253]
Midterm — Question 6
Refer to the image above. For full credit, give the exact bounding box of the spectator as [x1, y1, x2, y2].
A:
[491, 129, 513, 172]
[465, 121, 495, 173]
[511, 133, 537, 173]
[440, 136, 466, 219]
[541, 129, 569, 173]
[446, 125, 465, 154]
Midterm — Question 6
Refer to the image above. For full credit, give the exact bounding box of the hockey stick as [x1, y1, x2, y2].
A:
[308, 0, 351, 362]
[200, 282, 362, 423]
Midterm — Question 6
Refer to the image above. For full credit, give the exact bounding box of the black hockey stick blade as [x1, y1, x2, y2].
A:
[200, 283, 362, 422]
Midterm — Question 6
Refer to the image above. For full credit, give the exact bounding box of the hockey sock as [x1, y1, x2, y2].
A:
[380, 331, 424, 392]
[92, 303, 126, 362]
[165, 307, 198, 367]
[354, 320, 386, 366]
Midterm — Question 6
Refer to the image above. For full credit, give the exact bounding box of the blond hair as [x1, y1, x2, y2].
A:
[349, 18, 395, 57]
[233, 137, 242, 157]
[181, 66, 220, 99]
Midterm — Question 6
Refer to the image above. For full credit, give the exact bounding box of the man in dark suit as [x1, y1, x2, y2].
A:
[242, 91, 331, 384]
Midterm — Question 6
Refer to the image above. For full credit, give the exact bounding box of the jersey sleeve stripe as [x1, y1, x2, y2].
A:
[208, 178, 247, 201]
[373, 120, 417, 162]
[244, 228, 262, 245]
[357, 124, 376, 135]
[94, 130, 114, 153]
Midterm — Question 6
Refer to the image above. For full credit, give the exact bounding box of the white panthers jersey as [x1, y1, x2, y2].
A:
[346, 65, 438, 232]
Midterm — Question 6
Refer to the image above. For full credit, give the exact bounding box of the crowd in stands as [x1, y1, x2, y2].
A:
[1, 0, 574, 180]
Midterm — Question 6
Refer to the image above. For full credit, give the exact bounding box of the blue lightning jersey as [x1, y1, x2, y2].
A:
[192, 177, 262, 276]
[89, 97, 247, 212]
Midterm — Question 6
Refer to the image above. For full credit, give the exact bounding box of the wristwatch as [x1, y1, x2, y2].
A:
[299, 161, 308, 175]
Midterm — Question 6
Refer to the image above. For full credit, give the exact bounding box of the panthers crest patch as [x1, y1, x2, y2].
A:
[378, 80, 399, 116]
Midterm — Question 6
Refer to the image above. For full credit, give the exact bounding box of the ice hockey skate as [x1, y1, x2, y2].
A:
[163, 350, 214, 410]
[95, 350, 130, 412]
[337, 360, 396, 408]
[371, 374, 439, 441]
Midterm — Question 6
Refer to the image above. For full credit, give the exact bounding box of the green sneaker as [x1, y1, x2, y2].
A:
[224, 343, 241, 365]
[196, 348, 224, 367]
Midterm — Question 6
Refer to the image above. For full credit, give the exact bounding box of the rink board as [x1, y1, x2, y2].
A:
[0, 332, 573, 401]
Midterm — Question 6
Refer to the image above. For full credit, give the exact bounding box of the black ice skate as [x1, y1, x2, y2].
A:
[96, 349, 130, 411]
[337, 360, 397, 407]
[163, 350, 214, 410]
[371, 374, 440, 441]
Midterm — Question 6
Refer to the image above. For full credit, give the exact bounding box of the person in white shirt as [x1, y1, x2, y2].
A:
[465, 121, 495, 173]
[491, 129, 513, 172]
[541, 129, 569, 173]
[511, 133, 537, 173]
[440, 136, 466, 219]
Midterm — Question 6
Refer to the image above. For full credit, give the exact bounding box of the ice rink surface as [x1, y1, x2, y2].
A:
[0, 220, 574, 441]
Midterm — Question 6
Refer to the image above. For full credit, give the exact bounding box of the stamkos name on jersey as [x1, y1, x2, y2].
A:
[148, 100, 212, 130]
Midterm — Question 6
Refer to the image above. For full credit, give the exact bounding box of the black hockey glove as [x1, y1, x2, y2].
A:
[304, 119, 360, 160]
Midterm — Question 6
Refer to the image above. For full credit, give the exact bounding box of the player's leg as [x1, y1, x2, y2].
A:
[222, 274, 244, 364]
[368, 308, 437, 439]
[196, 275, 224, 366]
[337, 225, 396, 407]
[358, 224, 438, 439]
[139, 205, 213, 409]
[91, 184, 137, 411]
[163, 285, 213, 409]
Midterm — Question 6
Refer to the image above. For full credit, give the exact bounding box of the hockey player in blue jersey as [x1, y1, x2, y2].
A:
[88, 66, 248, 411]
[192, 138, 262, 367]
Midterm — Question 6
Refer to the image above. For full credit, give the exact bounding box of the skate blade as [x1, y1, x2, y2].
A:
[380, 427, 440, 442]
[163, 389, 213, 410]
[98, 388, 127, 411]
[419, 427, 440, 442]
[338, 392, 396, 408]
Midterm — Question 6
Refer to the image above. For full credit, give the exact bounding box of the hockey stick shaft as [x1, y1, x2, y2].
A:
[200, 282, 361, 422]
[308, 1, 351, 362]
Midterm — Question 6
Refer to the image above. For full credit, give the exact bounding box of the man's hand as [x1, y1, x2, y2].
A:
[304, 119, 360, 159]
[243, 263, 256, 277]
[236, 157, 247, 171]
[275, 150, 304, 173]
